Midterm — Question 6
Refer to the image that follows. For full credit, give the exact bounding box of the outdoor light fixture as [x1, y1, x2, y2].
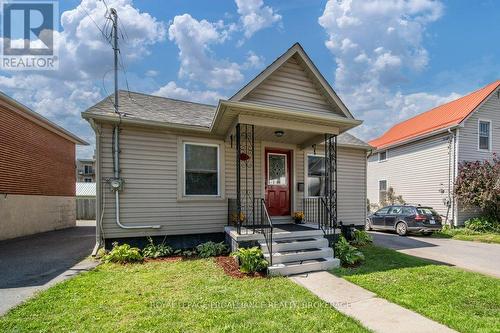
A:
[274, 130, 284, 137]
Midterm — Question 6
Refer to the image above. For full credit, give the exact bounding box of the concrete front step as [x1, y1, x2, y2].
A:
[259, 237, 328, 253]
[271, 229, 324, 240]
[264, 247, 333, 264]
[268, 257, 340, 276]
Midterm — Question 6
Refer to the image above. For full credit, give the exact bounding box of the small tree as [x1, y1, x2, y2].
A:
[381, 187, 406, 206]
[454, 154, 500, 222]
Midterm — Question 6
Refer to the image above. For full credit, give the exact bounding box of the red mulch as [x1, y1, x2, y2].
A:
[215, 256, 266, 279]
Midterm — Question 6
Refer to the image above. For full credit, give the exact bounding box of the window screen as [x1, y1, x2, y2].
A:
[184, 143, 219, 195]
[479, 121, 490, 150]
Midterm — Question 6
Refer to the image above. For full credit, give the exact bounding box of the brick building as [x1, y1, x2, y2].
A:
[0, 92, 87, 240]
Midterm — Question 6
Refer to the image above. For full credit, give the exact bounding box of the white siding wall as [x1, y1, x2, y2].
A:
[367, 133, 452, 218]
[456, 92, 500, 224]
[458, 93, 500, 162]
[99, 124, 368, 238]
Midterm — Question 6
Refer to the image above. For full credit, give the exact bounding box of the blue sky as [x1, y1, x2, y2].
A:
[1, 0, 499, 158]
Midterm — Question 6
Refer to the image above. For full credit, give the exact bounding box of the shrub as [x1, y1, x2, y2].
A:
[335, 236, 364, 266]
[142, 237, 173, 258]
[231, 247, 268, 273]
[103, 242, 143, 263]
[454, 155, 500, 222]
[196, 241, 228, 258]
[465, 217, 500, 233]
[350, 229, 373, 247]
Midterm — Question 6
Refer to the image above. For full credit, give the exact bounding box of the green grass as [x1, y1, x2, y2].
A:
[332, 245, 500, 333]
[432, 228, 500, 244]
[0, 259, 369, 333]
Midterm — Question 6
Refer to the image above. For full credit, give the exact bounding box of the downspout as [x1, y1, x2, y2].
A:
[446, 128, 457, 227]
[89, 119, 103, 256]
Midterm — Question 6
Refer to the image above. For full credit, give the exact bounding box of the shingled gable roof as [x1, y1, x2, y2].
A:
[230, 42, 354, 119]
[369, 80, 500, 150]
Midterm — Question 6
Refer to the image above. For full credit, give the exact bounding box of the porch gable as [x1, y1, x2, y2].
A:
[230, 43, 353, 119]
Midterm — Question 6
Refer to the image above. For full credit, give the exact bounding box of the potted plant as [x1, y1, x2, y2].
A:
[293, 211, 304, 224]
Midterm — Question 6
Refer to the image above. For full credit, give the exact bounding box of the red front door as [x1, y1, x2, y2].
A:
[265, 148, 291, 216]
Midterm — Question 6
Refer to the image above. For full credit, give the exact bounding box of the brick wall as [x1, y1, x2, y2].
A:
[0, 105, 76, 196]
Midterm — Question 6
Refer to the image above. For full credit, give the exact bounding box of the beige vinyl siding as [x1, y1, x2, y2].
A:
[241, 56, 345, 117]
[455, 92, 500, 224]
[299, 147, 367, 226]
[367, 133, 452, 219]
[98, 123, 368, 238]
[458, 92, 500, 162]
[99, 125, 229, 239]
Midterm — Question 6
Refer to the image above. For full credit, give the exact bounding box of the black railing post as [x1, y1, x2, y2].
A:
[236, 124, 241, 234]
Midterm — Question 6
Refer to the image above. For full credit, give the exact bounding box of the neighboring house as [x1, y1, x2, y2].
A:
[76, 158, 96, 182]
[76, 182, 97, 220]
[367, 81, 500, 226]
[83, 43, 370, 275]
[0, 92, 87, 241]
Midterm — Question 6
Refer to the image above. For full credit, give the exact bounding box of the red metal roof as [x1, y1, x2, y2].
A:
[369, 80, 500, 149]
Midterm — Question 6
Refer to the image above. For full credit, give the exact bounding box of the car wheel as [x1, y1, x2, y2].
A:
[365, 219, 372, 231]
[396, 222, 408, 236]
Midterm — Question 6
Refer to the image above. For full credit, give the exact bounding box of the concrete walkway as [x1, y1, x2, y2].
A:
[291, 271, 457, 333]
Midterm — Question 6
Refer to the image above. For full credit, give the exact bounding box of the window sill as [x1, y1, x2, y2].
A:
[177, 195, 226, 203]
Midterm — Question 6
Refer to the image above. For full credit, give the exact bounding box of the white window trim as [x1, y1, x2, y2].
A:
[378, 150, 388, 162]
[477, 119, 492, 152]
[305, 153, 325, 198]
[179, 140, 224, 200]
[267, 152, 288, 186]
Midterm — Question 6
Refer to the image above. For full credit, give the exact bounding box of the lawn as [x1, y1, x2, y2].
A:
[332, 245, 500, 333]
[0, 259, 368, 333]
[431, 228, 500, 244]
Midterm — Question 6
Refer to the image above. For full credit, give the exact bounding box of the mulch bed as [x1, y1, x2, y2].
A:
[214, 256, 266, 279]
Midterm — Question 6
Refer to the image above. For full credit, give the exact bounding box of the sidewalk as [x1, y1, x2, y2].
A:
[291, 271, 457, 333]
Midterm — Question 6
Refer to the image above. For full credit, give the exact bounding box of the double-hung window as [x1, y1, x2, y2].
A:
[379, 151, 387, 162]
[478, 120, 491, 151]
[307, 155, 325, 197]
[184, 142, 219, 196]
[379, 180, 387, 204]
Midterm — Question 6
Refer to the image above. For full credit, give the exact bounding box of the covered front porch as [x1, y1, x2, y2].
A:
[211, 101, 359, 274]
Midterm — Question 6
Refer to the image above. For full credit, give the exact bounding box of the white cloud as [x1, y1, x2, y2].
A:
[152, 81, 225, 105]
[243, 51, 265, 69]
[168, 14, 244, 89]
[318, 0, 450, 141]
[0, 0, 166, 158]
[235, 0, 282, 39]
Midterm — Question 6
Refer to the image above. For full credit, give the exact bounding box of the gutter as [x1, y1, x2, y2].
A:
[371, 124, 461, 152]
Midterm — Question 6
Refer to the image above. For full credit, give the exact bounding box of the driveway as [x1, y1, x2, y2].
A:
[370, 231, 500, 278]
[0, 221, 97, 315]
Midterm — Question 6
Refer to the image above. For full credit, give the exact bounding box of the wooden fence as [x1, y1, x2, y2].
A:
[76, 198, 96, 220]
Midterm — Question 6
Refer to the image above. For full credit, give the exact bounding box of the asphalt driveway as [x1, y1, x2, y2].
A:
[0, 222, 97, 315]
[370, 231, 500, 278]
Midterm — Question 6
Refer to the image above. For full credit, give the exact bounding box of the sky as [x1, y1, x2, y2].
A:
[1, 0, 499, 159]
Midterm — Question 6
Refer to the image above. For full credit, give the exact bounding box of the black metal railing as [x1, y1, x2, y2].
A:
[260, 199, 274, 266]
[228, 197, 264, 234]
[303, 197, 338, 249]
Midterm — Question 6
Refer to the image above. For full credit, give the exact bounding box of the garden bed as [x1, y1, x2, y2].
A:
[214, 256, 266, 278]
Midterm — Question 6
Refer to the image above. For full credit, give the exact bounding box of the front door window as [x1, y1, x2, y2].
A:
[268, 153, 287, 185]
